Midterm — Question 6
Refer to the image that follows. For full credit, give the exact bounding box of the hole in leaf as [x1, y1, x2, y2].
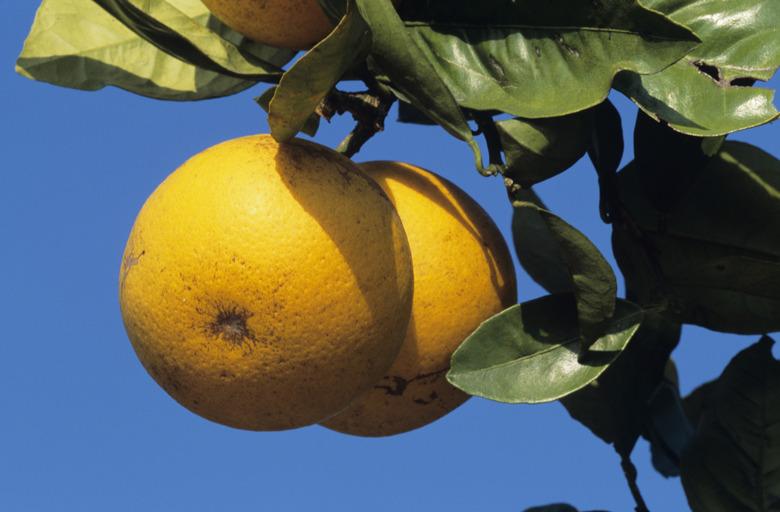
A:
[693, 61, 721, 83]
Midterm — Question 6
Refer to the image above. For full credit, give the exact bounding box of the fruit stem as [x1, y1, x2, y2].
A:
[318, 73, 396, 158]
[471, 112, 506, 176]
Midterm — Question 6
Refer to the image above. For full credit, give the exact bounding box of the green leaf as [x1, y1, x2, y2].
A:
[524, 506, 609, 512]
[614, 0, 780, 135]
[256, 88, 320, 137]
[587, 100, 624, 179]
[354, 0, 473, 144]
[587, 99, 624, 223]
[561, 312, 681, 455]
[397, 101, 436, 125]
[93, 0, 292, 78]
[511, 190, 572, 295]
[512, 202, 617, 349]
[524, 506, 579, 512]
[269, 1, 369, 141]
[318, 0, 349, 24]
[632, 111, 712, 212]
[615, 141, 780, 334]
[642, 0, 780, 82]
[447, 294, 643, 404]
[681, 336, 780, 512]
[496, 112, 590, 187]
[682, 379, 717, 430]
[15, 0, 262, 100]
[398, 0, 698, 119]
[644, 377, 694, 477]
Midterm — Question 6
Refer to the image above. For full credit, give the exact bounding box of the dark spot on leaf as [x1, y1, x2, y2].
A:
[487, 54, 506, 81]
[555, 34, 580, 57]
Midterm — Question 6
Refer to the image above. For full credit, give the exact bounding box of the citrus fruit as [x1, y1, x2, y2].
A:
[202, 0, 334, 50]
[119, 135, 413, 431]
[321, 161, 517, 436]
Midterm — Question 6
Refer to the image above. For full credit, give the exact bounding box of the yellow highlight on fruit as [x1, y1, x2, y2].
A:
[322, 161, 517, 436]
[119, 135, 413, 431]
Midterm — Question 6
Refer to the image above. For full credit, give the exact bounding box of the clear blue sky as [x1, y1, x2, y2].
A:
[1, 4, 778, 511]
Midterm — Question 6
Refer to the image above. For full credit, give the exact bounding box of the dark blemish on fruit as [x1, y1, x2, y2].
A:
[413, 391, 439, 405]
[374, 368, 448, 397]
[120, 249, 145, 289]
[208, 305, 256, 345]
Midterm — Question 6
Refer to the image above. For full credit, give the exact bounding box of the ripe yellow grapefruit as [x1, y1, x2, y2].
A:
[322, 161, 517, 436]
[202, 0, 334, 50]
[119, 135, 413, 431]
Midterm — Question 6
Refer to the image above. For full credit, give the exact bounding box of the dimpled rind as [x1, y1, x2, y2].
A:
[202, 0, 334, 50]
[119, 135, 413, 431]
[322, 161, 517, 436]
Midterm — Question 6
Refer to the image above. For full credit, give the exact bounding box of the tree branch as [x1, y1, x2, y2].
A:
[317, 75, 396, 158]
[620, 451, 651, 512]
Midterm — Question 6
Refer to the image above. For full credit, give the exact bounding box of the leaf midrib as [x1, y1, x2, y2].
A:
[452, 310, 642, 376]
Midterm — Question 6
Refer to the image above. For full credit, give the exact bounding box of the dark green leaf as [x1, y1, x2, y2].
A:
[682, 379, 717, 430]
[15, 0, 264, 100]
[269, 1, 369, 141]
[588, 100, 624, 179]
[318, 0, 349, 24]
[681, 336, 780, 512]
[93, 0, 292, 79]
[512, 202, 617, 349]
[632, 111, 712, 212]
[524, 505, 579, 512]
[644, 378, 694, 477]
[496, 113, 590, 187]
[398, 0, 698, 119]
[615, 141, 780, 334]
[511, 190, 572, 295]
[561, 313, 681, 455]
[397, 101, 436, 125]
[524, 507, 608, 512]
[587, 99, 624, 222]
[356, 0, 475, 145]
[447, 295, 643, 404]
[614, 0, 780, 135]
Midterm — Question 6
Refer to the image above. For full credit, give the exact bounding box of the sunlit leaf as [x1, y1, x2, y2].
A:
[94, 0, 292, 78]
[269, 1, 369, 141]
[615, 0, 780, 135]
[399, 0, 698, 119]
[447, 295, 643, 404]
[15, 0, 263, 100]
